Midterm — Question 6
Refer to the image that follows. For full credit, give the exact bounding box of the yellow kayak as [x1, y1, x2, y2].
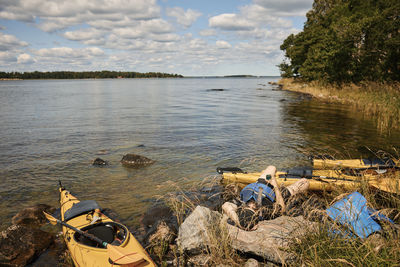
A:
[218, 167, 400, 194]
[312, 157, 398, 169]
[59, 184, 155, 267]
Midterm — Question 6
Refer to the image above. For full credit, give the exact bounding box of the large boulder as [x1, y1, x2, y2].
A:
[12, 204, 56, 228]
[121, 154, 154, 168]
[0, 224, 54, 266]
[177, 206, 222, 254]
[226, 215, 317, 265]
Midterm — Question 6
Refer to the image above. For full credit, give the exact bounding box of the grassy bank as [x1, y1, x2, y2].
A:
[155, 173, 400, 266]
[289, 174, 400, 266]
[278, 78, 400, 131]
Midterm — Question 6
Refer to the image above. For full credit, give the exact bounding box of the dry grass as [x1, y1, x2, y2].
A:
[156, 156, 400, 266]
[157, 176, 245, 266]
[278, 78, 400, 131]
[288, 169, 400, 266]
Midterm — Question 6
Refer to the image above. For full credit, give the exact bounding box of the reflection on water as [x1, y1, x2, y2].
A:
[282, 95, 400, 157]
[0, 78, 399, 230]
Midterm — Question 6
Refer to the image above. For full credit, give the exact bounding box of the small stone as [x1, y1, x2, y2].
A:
[187, 254, 211, 266]
[244, 258, 259, 267]
[92, 158, 108, 166]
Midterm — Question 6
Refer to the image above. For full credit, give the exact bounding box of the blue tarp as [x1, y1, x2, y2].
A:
[326, 192, 393, 239]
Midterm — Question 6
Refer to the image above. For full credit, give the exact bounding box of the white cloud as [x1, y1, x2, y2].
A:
[17, 53, 35, 64]
[0, 0, 309, 75]
[199, 29, 216, 36]
[0, 0, 162, 32]
[209, 13, 255, 31]
[0, 33, 28, 51]
[216, 40, 231, 49]
[2, 0, 161, 20]
[166, 7, 202, 28]
[254, 0, 313, 16]
[150, 33, 180, 43]
[35, 47, 104, 58]
[0, 51, 17, 62]
[112, 28, 144, 39]
[63, 28, 104, 41]
[141, 19, 174, 34]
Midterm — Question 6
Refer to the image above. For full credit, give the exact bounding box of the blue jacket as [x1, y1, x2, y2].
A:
[240, 182, 275, 203]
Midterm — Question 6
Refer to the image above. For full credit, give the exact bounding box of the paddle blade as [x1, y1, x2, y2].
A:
[43, 211, 58, 225]
[107, 244, 147, 265]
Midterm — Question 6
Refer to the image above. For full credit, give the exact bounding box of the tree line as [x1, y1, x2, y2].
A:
[0, 71, 183, 79]
[279, 0, 399, 83]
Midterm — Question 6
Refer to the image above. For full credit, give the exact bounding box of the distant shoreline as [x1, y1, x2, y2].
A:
[0, 71, 183, 80]
[0, 74, 281, 80]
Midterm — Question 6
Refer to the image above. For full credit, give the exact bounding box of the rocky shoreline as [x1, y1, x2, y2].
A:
[1, 177, 399, 266]
[2, 151, 399, 266]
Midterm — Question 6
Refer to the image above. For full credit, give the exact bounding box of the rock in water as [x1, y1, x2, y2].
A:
[0, 224, 54, 266]
[92, 157, 108, 166]
[12, 204, 56, 228]
[177, 206, 222, 254]
[226, 216, 316, 265]
[121, 154, 154, 168]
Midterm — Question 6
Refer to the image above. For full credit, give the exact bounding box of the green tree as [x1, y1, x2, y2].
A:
[280, 0, 400, 83]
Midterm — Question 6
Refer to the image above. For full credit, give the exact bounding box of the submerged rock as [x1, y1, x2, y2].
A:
[12, 204, 56, 228]
[0, 224, 54, 266]
[96, 149, 108, 155]
[206, 88, 226, 92]
[141, 203, 176, 230]
[92, 157, 108, 166]
[120, 154, 154, 168]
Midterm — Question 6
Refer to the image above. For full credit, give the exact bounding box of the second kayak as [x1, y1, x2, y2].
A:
[218, 167, 400, 193]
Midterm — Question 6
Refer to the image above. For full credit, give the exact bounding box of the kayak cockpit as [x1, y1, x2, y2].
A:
[73, 221, 128, 248]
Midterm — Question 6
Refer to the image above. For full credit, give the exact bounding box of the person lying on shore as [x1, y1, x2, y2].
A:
[222, 165, 310, 230]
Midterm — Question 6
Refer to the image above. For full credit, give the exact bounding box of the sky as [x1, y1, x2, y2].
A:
[0, 0, 313, 76]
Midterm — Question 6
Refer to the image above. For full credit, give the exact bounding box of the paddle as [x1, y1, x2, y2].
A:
[43, 212, 146, 266]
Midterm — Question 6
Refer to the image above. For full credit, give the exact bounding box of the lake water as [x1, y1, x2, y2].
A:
[1, 78, 399, 230]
